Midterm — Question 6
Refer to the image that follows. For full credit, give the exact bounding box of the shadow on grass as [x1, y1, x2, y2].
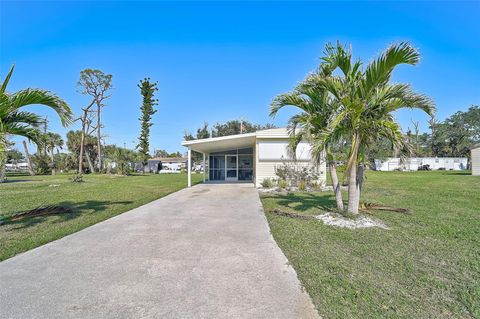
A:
[2, 200, 134, 230]
[1, 179, 41, 183]
[442, 171, 472, 176]
[263, 192, 337, 212]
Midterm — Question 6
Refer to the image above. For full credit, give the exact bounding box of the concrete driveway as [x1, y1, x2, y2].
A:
[0, 183, 318, 319]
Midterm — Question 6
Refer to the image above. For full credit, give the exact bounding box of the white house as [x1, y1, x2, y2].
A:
[181, 128, 326, 187]
[471, 144, 480, 176]
[374, 157, 468, 171]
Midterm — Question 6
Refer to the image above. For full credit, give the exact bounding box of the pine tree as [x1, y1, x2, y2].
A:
[137, 78, 158, 170]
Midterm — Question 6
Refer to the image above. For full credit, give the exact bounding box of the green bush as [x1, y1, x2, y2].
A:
[261, 178, 274, 188]
[274, 162, 319, 187]
[278, 179, 289, 189]
[70, 173, 84, 183]
[298, 180, 306, 191]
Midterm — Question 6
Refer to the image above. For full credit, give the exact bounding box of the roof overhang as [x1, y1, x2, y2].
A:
[181, 133, 256, 153]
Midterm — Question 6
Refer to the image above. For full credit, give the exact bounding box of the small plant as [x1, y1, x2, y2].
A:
[261, 178, 274, 188]
[278, 179, 289, 189]
[298, 180, 306, 191]
[70, 173, 84, 183]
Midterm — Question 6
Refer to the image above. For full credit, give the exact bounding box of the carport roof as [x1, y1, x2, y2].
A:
[181, 132, 256, 153]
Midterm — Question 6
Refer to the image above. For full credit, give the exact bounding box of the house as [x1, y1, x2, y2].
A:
[146, 157, 187, 173]
[374, 157, 468, 171]
[472, 144, 480, 176]
[181, 128, 326, 187]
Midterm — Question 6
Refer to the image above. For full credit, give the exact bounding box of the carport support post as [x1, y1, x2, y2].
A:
[187, 148, 192, 187]
[203, 153, 206, 183]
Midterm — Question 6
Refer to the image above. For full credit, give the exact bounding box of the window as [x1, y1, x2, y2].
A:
[258, 141, 311, 161]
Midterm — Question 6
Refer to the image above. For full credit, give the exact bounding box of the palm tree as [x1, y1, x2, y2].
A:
[272, 42, 435, 215]
[44, 132, 64, 175]
[0, 65, 73, 182]
[271, 69, 347, 211]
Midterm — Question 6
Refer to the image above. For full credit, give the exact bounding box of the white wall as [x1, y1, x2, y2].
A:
[472, 147, 480, 176]
[255, 139, 326, 187]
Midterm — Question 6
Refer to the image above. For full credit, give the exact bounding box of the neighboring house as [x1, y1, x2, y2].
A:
[147, 157, 187, 173]
[472, 144, 480, 176]
[4, 161, 28, 171]
[374, 157, 468, 171]
[181, 128, 327, 187]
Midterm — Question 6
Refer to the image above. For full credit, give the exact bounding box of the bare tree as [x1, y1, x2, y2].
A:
[77, 69, 112, 172]
[77, 101, 95, 173]
[411, 119, 420, 156]
[22, 140, 35, 175]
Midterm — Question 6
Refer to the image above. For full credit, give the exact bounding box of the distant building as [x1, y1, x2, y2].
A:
[471, 145, 480, 176]
[146, 157, 188, 173]
[374, 157, 468, 171]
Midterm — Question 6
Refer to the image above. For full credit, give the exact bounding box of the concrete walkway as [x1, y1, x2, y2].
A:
[0, 184, 318, 319]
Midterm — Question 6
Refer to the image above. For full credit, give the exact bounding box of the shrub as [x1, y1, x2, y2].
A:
[261, 178, 274, 188]
[274, 162, 319, 188]
[278, 179, 289, 189]
[298, 180, 306, 191]
[70, 173, 84, 183]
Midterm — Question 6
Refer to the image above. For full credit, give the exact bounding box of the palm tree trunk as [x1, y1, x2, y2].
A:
[357, 164, 364, 193]
[329, 163, 344, 211]
[0, 151, 6, 183]
[347, 133, 361, 215]
[22, 141, 35, 176]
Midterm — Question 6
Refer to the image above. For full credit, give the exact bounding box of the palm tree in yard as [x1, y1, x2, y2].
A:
[272, 42, 435, 214]
[271, 68, 347, 211]
[0, 65, 73, 182]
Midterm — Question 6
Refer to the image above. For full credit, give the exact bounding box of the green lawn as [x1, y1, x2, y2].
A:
[0, 173, 202, 261]
[261, 171, 479, 319]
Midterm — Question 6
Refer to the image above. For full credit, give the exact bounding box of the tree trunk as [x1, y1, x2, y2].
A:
[97, 105, 103, 172]
[356, 164, 364, 212]
[50, 149, 56, 175]
[96, 103, 102, 172]
[78, 112, 87, 173]
[22, 141, 35, 176]
[347, 133, 361, 215]
[85, 151, 95, 173]
[357, 164, 364, 193]
[329, 163, 344, 212]
[0, 151, 6, 183]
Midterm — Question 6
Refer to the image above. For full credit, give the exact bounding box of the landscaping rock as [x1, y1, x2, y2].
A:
[315, 212, 389, 229]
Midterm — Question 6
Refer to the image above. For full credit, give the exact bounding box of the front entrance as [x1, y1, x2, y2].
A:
[225, 155, 238, 181]
[209, 148, 253, 182]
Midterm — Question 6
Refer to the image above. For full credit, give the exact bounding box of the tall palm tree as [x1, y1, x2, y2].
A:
[0, 65, 73, 182]
[272, 42, 435, 214]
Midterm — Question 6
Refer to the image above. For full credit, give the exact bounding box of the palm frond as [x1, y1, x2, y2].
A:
[1, 65, 15, 94]
[1, 122, 41, 143]
[270, 93, 311, 118]
[2, 111, 44, 127]
[6, 89, 73, 126]
[364, 42, 420, 91]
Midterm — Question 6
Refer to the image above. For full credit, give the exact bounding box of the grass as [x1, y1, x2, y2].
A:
[261, 170, 480, 319]
[0, 173, 202, 261]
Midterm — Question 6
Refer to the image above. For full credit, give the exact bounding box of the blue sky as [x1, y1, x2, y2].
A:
[1, 1, 479, 154]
